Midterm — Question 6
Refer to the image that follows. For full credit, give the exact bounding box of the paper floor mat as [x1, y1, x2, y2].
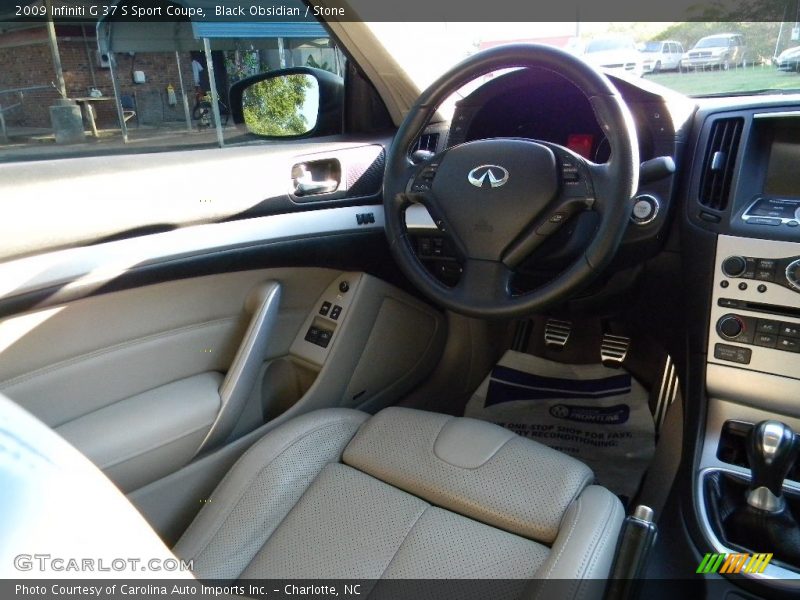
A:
[465, 350, 655, 500]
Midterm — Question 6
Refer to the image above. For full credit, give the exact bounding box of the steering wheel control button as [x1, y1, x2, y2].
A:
[714, 343, 752, 365]
[722, 256, 747, 278]
[410, 163, 439, 193]
[561, 162, 580, 182]
[631, 194, 659, 225]
[536, 212, 568, 235]
[330, 305, 342, 320]
[319, 301, 331, 316]
[338, 280, 350, 293]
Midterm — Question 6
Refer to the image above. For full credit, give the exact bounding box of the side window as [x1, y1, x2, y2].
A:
[0, 20, 345, 162]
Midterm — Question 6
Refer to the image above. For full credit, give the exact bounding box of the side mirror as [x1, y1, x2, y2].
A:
[229, 67, 343, 138]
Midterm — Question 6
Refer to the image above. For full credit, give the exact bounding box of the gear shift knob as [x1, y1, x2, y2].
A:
[746, 420, 798, 512]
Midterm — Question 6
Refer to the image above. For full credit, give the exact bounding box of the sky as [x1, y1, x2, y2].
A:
[368, 22, 672, 88]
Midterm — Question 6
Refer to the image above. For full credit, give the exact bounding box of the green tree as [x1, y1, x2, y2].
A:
[242, 74, 313, 136]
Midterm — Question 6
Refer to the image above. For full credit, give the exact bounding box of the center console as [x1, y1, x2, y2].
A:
[694, 108, 800, 584]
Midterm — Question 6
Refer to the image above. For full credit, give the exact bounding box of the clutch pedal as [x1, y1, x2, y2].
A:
[601, 333, 630, 368]
[544, 319, 572, 349]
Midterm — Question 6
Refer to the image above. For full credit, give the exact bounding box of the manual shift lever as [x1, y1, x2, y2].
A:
[746, 420, 798, 512]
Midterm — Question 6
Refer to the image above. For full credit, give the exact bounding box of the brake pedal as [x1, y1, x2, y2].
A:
[601, 333, 630, 368]
[544, 319, 572, 349]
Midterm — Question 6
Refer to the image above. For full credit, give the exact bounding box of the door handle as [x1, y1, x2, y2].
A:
[195, 281, 281, 455]
[292, 160, 340, 197]
[294, 176, 338, 196]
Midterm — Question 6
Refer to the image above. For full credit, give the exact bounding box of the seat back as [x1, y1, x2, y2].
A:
[0, 393, 189, 579]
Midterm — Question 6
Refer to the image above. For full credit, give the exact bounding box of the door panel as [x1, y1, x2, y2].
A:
[0, 267, 340, 490]
[56, 372, 224, 492]
[0, 268, 337, 424]
[0, 141, 388, 261]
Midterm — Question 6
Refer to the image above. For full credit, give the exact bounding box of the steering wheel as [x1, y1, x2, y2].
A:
[383, 44, 640, 319]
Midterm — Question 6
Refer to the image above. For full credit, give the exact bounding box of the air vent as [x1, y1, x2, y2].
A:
[698, 117, 743, 211]
[411, 132, 440, 155]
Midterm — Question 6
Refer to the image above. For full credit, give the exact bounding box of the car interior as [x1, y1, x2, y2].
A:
[2, 9, 800, 600]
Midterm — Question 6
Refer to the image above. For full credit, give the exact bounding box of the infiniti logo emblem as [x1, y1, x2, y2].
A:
[467, 165, 509, 188]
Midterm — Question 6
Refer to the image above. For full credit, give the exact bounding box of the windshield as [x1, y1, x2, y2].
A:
[368, 21, 799, 98]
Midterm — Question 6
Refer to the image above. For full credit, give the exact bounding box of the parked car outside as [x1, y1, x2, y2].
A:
[776, 45, 800, 72]
[579, 36, 643, 77]
[641, 40, 684, 73]
[682, 33, 746, 70]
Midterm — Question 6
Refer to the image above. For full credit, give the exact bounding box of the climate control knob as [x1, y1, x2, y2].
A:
[722, 256, 747, 278]
[718, 314, 744, 339]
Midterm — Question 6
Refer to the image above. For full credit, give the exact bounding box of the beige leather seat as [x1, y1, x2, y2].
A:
[175, 407, 624, 589]
[0, 393, 623, 597]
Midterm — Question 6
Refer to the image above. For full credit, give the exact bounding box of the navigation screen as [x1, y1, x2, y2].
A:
[765, 128, 800, 197]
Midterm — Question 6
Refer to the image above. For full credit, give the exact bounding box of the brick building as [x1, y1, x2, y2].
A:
[0, 24, 196, 130]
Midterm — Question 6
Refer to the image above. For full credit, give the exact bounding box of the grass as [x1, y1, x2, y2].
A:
[645, 66, 800, 96]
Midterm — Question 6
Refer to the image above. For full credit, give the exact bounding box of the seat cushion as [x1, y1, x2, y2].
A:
[242, 462, 549, 581]
[174, 406, 624, 591]
[343, 407, 593, 544]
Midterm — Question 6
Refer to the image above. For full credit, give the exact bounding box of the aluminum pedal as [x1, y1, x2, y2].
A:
[654, 354, 679, 434]
[600, 333, 630, 368]
[544, 319, 572, 349]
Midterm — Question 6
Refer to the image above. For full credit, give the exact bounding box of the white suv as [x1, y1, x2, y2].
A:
[641, 40, 684, 73]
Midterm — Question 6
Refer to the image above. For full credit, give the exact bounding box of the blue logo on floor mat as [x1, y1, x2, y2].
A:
[548, 403, 630, 424]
